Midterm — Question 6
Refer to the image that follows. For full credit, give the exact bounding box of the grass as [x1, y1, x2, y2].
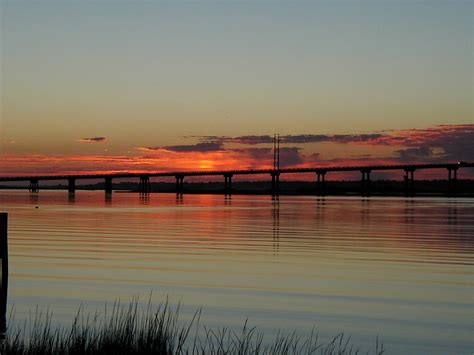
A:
[2, 298, 385, 355]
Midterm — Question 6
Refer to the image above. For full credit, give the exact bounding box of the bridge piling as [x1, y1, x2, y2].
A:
[361, 169, 371, 196]
[29, 179, 39, 193]
[448, 168, 458, 195]
[224, 173, 233, 194]
[104, 177, 113, 194]
[175, 175, 184, 194]
[139, 176, 151, 194]
[404, 169, 415, 196]
[68, 178, 76, 194]
[316, 171, 326, 195]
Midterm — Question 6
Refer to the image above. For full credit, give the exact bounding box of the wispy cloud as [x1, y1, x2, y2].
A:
[1, 124, 472, 178]
[188, 124, 474, 163]
[78, 137, 107, 143]
[139, 141, 223, 153]
[372, 124, 474, 162]
[189, 134, 385, 145]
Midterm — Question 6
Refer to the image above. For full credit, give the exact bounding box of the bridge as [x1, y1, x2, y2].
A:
[0, 162, 472, 195]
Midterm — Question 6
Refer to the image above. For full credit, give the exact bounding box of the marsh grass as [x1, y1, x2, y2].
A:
[3, 298, 384, 355]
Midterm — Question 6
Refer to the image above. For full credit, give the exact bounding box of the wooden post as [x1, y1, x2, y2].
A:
[1, 213, 8, 339]
[1, 213, 7, 287]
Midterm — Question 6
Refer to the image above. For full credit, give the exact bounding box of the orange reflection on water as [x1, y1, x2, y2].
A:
[1, 191, 473, 354]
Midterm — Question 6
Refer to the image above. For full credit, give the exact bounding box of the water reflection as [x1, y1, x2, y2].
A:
[447, 201, 458, 225]
[404, 199, 415, 224]
[29, 193, 39, 206]
[1, 191, 473, 355]
[315, 197, 325, 224]
[104, 192, 112, 205]
[272, 197, 280, 255]
[139, 193, 150, 205]
[360, 198, 370, 224]
[68, 192, 76, 205]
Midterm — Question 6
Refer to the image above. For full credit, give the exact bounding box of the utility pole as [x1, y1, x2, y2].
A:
[273, 133, 280, 171]
[272, 134, 281, 196]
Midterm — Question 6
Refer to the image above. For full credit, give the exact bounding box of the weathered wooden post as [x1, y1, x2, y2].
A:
[0, 213, 8, 340]
[0, 213, 7, 276]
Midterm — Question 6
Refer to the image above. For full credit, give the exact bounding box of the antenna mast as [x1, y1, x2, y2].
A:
[273, 133, 280, 171]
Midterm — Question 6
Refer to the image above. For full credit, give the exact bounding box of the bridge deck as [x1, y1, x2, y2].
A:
[0, 162, 472, 182]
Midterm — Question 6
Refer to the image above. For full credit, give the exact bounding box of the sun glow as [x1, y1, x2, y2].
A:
[198, 160, 214, 169]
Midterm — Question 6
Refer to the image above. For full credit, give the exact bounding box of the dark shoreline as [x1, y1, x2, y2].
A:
[2, 179, 474, 197]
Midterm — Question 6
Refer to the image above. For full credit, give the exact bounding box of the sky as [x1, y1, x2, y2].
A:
[0, 0, 473, 178]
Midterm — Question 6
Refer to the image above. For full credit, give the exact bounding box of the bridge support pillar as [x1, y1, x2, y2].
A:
[104, 177, 113, 194]
[29, 179, 39, 193]
[139, 176, 151, 194]
[224, 173, 233, 195]
[175, 175, 184, 194]
[68, 178, 76, 194]
[361, 169, 371, 196]
[271, 172, 280, 195]
[316, 171, 326, 195]
[404, 169, 415, 196]
[448, 167, 458, 195]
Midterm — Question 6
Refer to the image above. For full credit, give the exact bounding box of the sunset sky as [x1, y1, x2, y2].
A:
[1, 0, 472, 177]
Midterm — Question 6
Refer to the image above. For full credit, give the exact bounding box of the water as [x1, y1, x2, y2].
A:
[1, 191, 473, 354]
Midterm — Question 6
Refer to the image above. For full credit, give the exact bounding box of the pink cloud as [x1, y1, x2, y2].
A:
[1, 124, 472, 179]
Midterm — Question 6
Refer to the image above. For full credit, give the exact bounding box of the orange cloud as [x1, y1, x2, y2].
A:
[1, 124, 472, 179]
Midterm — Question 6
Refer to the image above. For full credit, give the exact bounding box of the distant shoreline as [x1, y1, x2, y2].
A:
[2, 179, 474, 198]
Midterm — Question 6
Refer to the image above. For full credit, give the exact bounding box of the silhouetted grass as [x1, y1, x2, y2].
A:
[3, 298, 385, 355]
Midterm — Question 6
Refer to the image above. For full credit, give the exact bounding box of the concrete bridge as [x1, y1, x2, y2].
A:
[0, 162, 472, 196]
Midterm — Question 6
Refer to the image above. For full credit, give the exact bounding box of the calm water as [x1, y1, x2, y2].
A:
[1, 191, 473, 354]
